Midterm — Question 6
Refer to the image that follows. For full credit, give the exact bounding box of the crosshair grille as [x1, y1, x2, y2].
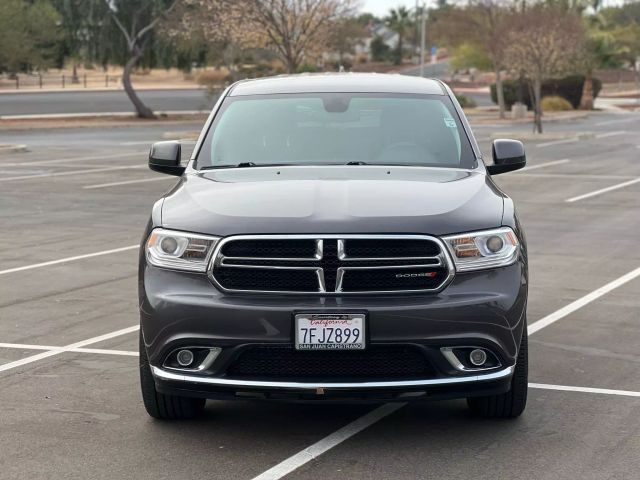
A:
[210, 235, 453, 294]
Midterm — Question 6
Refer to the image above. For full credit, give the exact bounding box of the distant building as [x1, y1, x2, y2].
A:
[358, 22, 400, 60]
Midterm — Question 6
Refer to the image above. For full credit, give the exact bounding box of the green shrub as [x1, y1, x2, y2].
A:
[490, 80, 526, 109]
[541, 95, 573, 112]
[297, 63, 318, 73]
[545, 75, 602, 109]
[490, 75, 602, 109]
[370, 36, 390, 62]
[455, 93, 477, 109]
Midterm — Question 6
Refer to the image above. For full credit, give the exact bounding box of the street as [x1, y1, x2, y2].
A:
[0, 111, 639, 479]
[0, 89, 216, 117]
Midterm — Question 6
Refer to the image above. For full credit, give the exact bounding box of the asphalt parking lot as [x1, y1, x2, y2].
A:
[1, 112, 639, 480]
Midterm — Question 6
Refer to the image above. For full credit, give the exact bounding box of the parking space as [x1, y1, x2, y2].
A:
[530, 278, 640, 392]
[288, 391, 640, 480]
[1, 112, 639, 479]
[1, 352, 378, 480]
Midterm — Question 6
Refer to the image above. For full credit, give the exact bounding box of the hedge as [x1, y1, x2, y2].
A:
[490, 75, 602, 109]
[455, 93, 477, 109]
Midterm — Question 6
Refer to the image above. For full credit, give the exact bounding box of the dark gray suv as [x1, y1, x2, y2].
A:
[139, 74, 528, 420]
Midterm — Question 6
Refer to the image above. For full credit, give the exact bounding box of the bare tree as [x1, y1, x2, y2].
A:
[503, 6, 585, 133]
[432, 1, 513, 118]
[168, 0, 354, 74]
[168, 0, 260, 81]
[104, 0, 178, 118]
[327, 16, 365, 65]
[245, 0, 356, 73]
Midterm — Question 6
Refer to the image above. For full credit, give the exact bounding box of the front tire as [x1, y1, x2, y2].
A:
[467, 325, 528, 419]
[139, 332, 205, 420]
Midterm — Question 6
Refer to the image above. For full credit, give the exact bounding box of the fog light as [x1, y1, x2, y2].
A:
[176, 349, 195, 367]
[469, 349, 487, 366]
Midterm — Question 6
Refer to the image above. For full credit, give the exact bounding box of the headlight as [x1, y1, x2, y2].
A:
[442, 227, 519, 272]
[145, 228, 219, 272]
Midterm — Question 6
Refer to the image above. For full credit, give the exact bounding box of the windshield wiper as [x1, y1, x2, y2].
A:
[345, 161, 368, 165]
[200, 162, 286, 170]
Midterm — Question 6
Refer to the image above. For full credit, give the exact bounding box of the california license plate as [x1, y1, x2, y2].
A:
[295, 313, 366, 350]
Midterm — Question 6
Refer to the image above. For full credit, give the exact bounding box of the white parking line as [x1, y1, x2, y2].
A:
[73, 347, 138, 356]
[0, 245, 138, 275]
[83, 177, 172, 189]
[530, 383, 640, 398]
[517, 159, 570, 171]
[594, 118, 637, 127]
[252, 403, 407, 480]
[528, 266, 640, 334]
[0, 343, 138, 356]
[2, 151, 143, 167]
[0, 165, 144, 182]
[565, 177, 640, 203]
[595, 130, 626, 139]
[0, 326, 139, 374]
[536, 138, 578, 148]
[249, 264, 640, 480]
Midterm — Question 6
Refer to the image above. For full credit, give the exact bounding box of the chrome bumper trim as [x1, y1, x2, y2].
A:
[151, 365, 514, 390]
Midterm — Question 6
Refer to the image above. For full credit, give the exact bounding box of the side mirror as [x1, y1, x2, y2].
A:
[149, 141, 185, 176]
[487, 139, 526, 175]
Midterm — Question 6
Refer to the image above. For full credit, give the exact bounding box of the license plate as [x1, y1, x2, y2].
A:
[295, 313, 366, 350]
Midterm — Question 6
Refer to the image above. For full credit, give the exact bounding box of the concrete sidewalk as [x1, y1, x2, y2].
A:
[0, 112, 208, 131]
[0, 84, 207, 95]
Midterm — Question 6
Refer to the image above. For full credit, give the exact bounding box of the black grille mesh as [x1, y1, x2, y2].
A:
[214, 268, 319, 292]
[221, 239, 317, 258]
[344, 239, 440, 258]
[226, 345, 435, 380]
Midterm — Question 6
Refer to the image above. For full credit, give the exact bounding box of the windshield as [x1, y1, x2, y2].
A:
[195, 93, 476, 169]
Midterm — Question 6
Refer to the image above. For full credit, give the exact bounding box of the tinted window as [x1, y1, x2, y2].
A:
[196, 93, 476, 169]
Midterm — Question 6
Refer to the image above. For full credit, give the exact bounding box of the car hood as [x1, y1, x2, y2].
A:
[160, 166, 504, 237]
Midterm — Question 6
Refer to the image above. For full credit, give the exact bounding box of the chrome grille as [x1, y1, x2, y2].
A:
[209, 235, 454, 294]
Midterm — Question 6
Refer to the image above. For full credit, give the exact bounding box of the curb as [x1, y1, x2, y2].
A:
[0, 110, 208, 121]
[0, 144, 28, 155]
[162, 131, 200, 140]
[0, 86, 207, 95]
[0, 112, 208, 131]
[488, 132, 595, 141]
[466, 111, 589, 125]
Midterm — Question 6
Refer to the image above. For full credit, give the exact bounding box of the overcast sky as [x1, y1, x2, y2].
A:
[360, 0, 420, 17]
[361, 0, 624, 16]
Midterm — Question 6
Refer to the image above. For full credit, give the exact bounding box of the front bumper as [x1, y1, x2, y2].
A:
[140, 259, 527, 400]
[152, 364, 514, 402]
